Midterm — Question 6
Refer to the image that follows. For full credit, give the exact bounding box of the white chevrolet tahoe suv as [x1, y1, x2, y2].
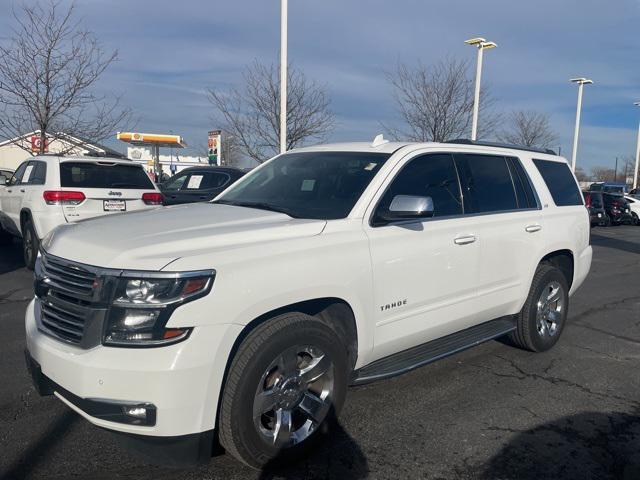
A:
[0, 155, 162, 269]
[24, 139, 592, 468]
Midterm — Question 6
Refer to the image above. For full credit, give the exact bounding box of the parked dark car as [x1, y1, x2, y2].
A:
[602, 192, 633, 225]
[583, 191, 607, 227]
[160, 166, 245, 206]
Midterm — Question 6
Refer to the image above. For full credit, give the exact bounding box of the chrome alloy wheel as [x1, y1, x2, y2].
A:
[536, 280, 564, 337]
[253, 345, 334, 448]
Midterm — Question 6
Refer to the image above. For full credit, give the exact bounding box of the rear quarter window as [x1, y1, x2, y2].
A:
[60, 162, 154, 189]
[532, 159, 583, 206]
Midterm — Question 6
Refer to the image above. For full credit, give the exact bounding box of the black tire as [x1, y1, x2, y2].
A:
[0, 223, 13, 245]
[604, 215, 612, 227]
[218, 312, 348, 469]
[632, 213, 639, 226]
[22, 218, 39, 270]
[510, 264, 569, 352]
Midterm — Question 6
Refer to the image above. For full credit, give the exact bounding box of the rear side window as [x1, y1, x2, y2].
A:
[532, 159, 583, 206]
[375, 153, 463, 220]
[60, 162, 154, 189]
[184, 172, 230, 190]
[506, 157, 537, 209]
[27, 161, 47, 185]
[454, 154, 517, 213]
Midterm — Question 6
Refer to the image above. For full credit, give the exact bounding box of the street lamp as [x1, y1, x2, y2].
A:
[465, 37, 497, 141]
[569, 77, 593, 172]
[279, 0, 288, 154]
[633, 101, 640, 190]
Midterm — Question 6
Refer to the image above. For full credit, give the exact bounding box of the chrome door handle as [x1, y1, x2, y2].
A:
[454, 234, 476, 245]
[525, 224, 542, 233]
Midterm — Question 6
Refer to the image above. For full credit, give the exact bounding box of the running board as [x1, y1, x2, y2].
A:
[351, 317, 516, 385]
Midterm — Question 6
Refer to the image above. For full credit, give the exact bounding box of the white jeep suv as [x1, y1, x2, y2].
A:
[0, 155, 162, 269]
[24, 140, 592, 468]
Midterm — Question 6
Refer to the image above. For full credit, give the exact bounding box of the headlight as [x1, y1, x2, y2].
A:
[103, 271, 215, 347]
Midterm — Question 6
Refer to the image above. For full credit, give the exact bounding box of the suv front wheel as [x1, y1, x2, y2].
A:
[510, 264, 569, 352]
[218, 312, 348, 469]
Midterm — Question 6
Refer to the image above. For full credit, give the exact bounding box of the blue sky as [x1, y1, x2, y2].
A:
[1, 0, 640, 171]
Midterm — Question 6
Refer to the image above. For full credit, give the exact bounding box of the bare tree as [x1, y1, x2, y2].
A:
[384, 59, 501, 142]
[498, 110, 558, 149]
[590, 166, 617, 182]
[574, 166, 590, 182]
[0, 1, 132, 154]
[208, 62, 334, 163]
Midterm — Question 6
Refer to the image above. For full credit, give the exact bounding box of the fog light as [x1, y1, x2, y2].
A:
[123, 405, 147, 419]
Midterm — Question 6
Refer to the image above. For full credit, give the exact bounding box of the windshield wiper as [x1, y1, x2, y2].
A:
[213, 200, 299, 218]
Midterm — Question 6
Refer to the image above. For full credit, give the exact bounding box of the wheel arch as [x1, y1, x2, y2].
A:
[212, 297, 359, 435]
[539, 249, 574, 290]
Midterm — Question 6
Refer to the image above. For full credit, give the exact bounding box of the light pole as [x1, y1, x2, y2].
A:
[569, 77, 593, 172]
[633, 101, 640, 190]
[279, 0, 288, 154]
[465, 37, 497, 141]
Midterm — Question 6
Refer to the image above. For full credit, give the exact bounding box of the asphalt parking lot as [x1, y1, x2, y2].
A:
[1, 227, 639, 480]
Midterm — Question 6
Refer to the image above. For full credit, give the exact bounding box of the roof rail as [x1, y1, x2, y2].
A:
[445, 139, 557, 156]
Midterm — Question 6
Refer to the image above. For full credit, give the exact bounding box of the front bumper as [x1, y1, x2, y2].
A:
[25, 298, 243, 438]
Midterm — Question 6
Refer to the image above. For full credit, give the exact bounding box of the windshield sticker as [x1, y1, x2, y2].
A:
[301, 179, 316, 191]
[22, 165, 33, 182]
[364, 163, 377, 171]
[187, 175, 203, 189]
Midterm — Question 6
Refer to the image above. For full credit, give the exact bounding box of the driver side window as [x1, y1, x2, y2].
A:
[10, 162, 28, 186]
[374, 153, 463, 222]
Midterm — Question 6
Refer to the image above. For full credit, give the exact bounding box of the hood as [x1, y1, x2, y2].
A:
[43, 203, 327, 270]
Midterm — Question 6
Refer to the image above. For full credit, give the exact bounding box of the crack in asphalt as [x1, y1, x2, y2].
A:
[566, 342, 636, 362]
[470, 355, 640, 409]
[571, 323, 640, 345]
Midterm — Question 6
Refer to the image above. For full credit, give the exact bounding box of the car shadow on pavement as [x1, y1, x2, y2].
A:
[478, 410, 640, 480]
[0, 410, 78, 480]
[590, 233, 640, 255]
[257, 420, 368, 480]
[0, 239, 25, 275]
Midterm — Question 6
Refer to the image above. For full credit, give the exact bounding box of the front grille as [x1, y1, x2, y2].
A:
[41, 255, 96, 298]
[36, 253, 99, 345]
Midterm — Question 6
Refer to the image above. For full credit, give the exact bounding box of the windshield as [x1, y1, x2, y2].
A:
[215, 151, 391, 219]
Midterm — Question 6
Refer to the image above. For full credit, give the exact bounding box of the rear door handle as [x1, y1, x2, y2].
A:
[454, 234, 476, 245]
[19, 189, 25, 193]
[525, 224, 542, 233]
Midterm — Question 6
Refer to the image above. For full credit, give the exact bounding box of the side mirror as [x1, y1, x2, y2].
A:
[378, 195, 434, 223]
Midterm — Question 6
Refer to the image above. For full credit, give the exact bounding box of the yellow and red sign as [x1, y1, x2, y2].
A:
[31, 135, 49, 153]
[116, 132, 186, 148]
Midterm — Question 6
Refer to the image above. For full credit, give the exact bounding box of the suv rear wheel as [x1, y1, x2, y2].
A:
[22, 218, 39, 270]
[218, 312, 348, 469]
[510, 264, 569, 352]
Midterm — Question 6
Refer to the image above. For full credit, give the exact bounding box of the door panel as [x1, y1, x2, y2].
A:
[453, 153, 542, 320]
[365, 153, 480, 361]
[3, 161, 29, 231]
[367, 217, 480, 360]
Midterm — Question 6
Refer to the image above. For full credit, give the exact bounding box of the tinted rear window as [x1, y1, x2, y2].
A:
[454, 154, 517, 213]
[60, 162, 154, 189]
[533, 159, 583, 206]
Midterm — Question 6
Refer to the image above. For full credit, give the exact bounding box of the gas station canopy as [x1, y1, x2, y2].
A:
[116, 132, 187, 148]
